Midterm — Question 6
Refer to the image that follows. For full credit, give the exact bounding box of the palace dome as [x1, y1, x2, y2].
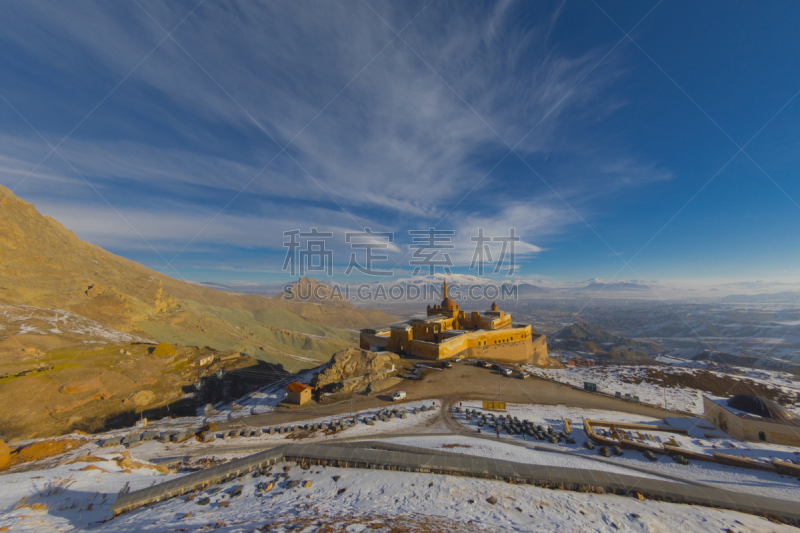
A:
[441, 297, 457, 309]
[440, 279, 457, 309]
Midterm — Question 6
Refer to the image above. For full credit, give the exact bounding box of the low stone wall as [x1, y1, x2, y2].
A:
[663, 445, 716, 463]
[618, 438, 659, 453]
[584, 419, 688, 434]
[585, 420, 782, 473]
[713, 452, 777, 472]
[111, 447, 285, 516]
[773, 459, 800, 477]
[110, 442, 800, 525]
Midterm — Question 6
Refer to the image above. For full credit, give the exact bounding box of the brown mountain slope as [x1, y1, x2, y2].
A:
[0, 187, 394, 375]
[0, 186, 397, 439]
[157, 275, 393, 330]
[0, 185, 395, 352]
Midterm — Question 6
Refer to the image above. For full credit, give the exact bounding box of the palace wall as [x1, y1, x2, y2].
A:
[360, 332, 389, 351]
[467, 338, 533, 363]
[403, 324, 547, 364]
[359, 285, 550, 365]
[703, 397, 800, 446]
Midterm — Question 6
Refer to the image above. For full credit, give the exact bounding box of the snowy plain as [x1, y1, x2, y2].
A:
[523, 363, 800, 416]
[453, 400, 800, 502]
[3, 457, 797, 532]
[3, 399, 800, 531]
[38, 400, 446, 466]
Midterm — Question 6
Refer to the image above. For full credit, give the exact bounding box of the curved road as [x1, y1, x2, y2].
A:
[220, 365, 680, 431]
[138, 395, 800, 527]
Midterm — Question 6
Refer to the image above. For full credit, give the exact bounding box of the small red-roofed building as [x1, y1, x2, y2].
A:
[285, 382, 312, 405]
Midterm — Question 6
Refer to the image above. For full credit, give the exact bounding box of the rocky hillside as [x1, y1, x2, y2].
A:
[312, 348, 409, 396]
[0, 186, 397, 439]
[554, 322, 659, 357]
[556, 323, 625, 343]
[0, 186, 396, 364]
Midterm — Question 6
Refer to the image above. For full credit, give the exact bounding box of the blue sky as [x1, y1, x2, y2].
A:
[1, 0, 799, 290]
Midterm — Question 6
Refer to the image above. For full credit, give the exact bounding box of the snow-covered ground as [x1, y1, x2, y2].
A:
[522, 364, 800, 415]
[4, 459, 794, 533]
[453, 400, 800, 502]
[4, 400, 800, 531]
[0, 305, 154, 345]
[0, 451, 183, 532]
[521, 365, 703, 413]
[205, 366, 320, 421]
[384, 435, 667, 480]
[67, 400, 445, 464]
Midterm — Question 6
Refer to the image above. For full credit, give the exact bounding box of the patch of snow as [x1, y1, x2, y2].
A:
[6, 460, 792, 532]
[385, 435, 666, 480]
[455, 400, 800, 502]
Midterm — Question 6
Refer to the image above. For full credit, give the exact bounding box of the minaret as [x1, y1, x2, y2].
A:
[443, 280, 448, 298]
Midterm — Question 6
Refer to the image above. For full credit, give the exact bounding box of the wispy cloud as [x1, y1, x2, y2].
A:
[0, 0, 678, 282]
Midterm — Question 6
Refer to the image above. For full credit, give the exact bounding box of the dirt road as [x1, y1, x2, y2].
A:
[220, 362, 680, 430]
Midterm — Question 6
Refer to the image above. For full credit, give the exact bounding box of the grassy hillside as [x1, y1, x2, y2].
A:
[136, 302, 356, 366]
[0, 185, 394, 363]
[0, 186, 397, 439]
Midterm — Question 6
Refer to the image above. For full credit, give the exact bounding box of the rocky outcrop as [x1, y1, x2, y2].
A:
[364, 376, 403, 395]
[152, 343, 176, 357]
[130, 390, 156, 406]
[312, 348, 406, 394]
[0, 440, 9, 469]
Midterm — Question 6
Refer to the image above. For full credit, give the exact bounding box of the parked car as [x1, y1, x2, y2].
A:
[672, 453, 689, 465]
[441, 361, 453, 369]
[500, 367, 513, 376]
[490, 363, 502, 371]
[391, 391, 407, 401]
[518, 372, 530, 379]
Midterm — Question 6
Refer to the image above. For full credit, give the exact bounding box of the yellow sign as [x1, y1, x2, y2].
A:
[482, 401, 506, 411]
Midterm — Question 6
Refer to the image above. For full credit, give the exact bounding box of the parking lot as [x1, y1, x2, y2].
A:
[229, 358, 683, 430]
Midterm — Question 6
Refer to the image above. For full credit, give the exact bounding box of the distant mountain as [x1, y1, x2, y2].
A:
[370, 275, 549, 296]
[554, 322, 657, 356]
[505, 282, 550, 297]
[691, 349, 760, 368]
[279, 276, 345, 304]
[720, 292, 800, 303]
[580, 280, 650, 291]
[556, 322, 631, 344]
